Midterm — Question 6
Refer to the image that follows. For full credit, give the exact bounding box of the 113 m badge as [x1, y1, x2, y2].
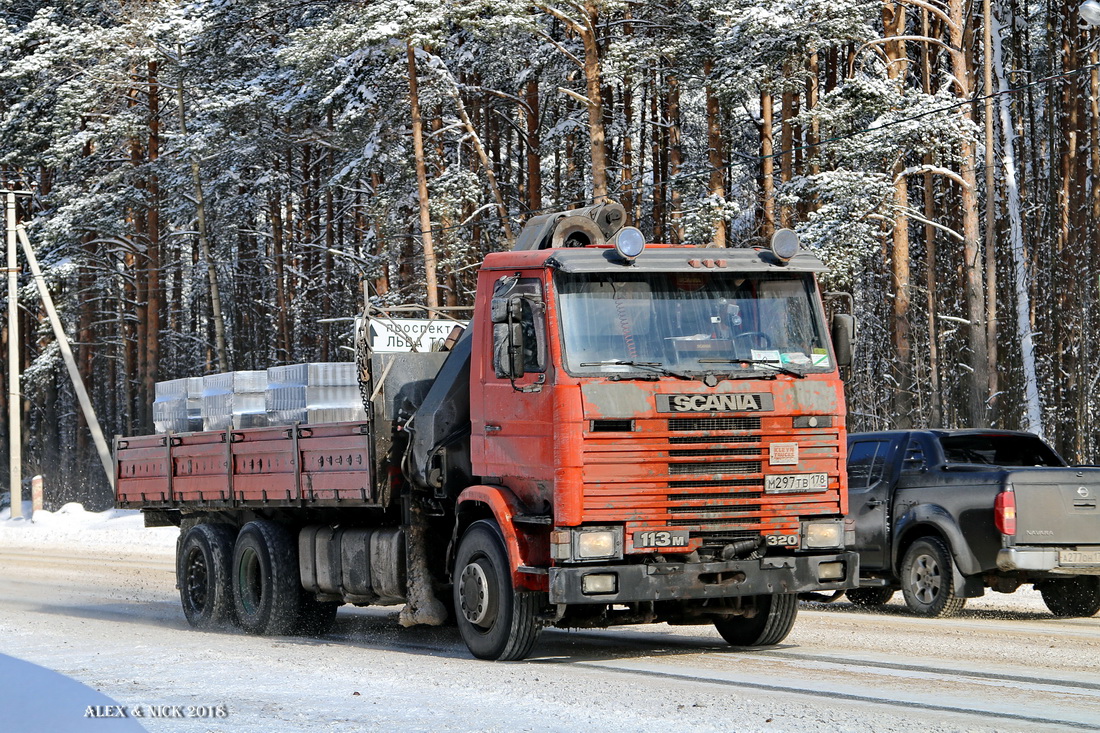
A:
[633, 530, 690, 549]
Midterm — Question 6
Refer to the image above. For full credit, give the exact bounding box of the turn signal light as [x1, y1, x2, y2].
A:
[995, 489, 1017, 536]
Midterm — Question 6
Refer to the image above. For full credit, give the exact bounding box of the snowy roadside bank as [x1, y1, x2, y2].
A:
[0, 502, 177, 556]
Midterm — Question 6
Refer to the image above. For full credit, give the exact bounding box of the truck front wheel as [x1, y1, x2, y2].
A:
[453, 520, 541, 661]
[900, 537, 965, 618]
[1038, 576, 1100, 617]
[231, 520, 301, 635]
[714, 593, 798, 646]
[178, 523, 237, 628]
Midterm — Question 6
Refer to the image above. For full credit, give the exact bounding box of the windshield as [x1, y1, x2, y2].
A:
[555, 271, 832, 376]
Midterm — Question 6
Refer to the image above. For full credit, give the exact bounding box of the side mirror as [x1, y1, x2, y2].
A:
[831, 313, 856, 368]
[492, 295, 526, 378]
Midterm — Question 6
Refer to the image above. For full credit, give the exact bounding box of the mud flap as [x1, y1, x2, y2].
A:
[399, 502, 448, 627]
[953, 558, 985, 598]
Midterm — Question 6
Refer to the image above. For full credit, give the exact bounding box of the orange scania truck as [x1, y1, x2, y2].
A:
[116, 203, 858, 660]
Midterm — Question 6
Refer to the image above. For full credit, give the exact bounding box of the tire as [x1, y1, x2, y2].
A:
[1039, 576, 1100, 617]
[846, 587, 895, 608]
[900, 537, 966, 618]
[177, 523, 237, 628]
[453, 520, 541, 661]
[232, 520, 302, 636]
[714, 593, 798, 646]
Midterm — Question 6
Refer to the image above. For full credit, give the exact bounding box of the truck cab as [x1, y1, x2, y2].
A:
[406, 206, 859, 657]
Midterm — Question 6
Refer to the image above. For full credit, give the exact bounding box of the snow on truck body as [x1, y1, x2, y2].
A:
[116, 203, 858, 660]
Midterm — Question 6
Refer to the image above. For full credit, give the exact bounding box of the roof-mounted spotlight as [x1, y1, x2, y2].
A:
[770, 228, 801, 264]
[612, 226, 646, 263]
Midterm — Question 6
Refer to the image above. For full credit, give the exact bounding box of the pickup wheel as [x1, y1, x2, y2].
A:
[1038, 577, 1100, 617]
[453, 520, 541, 661]
[231, 520, 302, 636]
[714, 593, 798, 646]
[845, 587, 895, 608]
[177, 523, 237, 628]
[900, 537, 965, 618]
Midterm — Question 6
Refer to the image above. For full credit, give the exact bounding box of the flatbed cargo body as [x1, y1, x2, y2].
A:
[116, 422, 380, 509]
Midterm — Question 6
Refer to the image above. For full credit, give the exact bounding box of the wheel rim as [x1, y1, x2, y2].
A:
[458, 557, 498, 629]
[184, 546, 209, 612]
[237, 546, 263, 615]
[910, 553, 941, 605]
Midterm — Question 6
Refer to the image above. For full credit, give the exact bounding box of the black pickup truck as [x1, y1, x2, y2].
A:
[845, 429, 1100, 617]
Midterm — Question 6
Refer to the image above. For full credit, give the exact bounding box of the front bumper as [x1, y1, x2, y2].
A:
[548, 551, 859, 605]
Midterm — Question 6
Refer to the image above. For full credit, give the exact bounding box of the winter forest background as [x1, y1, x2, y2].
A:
[0, 0, 1096, 507]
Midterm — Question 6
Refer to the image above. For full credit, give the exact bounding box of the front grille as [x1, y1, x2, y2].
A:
[669, 448, 759, 458]
[668, 491, 763, 502]
[581, 412, 837, 548]
[669, 479, 758, 489]
[669, 504, 762, 516]
[669, 517, 758, 526]
[670, 434, 755, 445]
[668, 460, 762, 476]
[669, 417, 761, 432]
[688, 529, 761, 547]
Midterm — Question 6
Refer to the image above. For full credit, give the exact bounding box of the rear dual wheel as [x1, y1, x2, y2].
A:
[178, 523, 237, 628]
[231, 520, 339, 636]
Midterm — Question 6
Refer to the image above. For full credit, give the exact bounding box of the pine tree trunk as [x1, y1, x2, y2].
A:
[176, 58, 228, 372]
[406, 42, 440, 309]
[667, 68, 684, 243]
[145, 60, 161, 425]
[948, 0, 990, 425]
[760, 86, 776, 239]
[705, 59, 726, 248]
[525, 79, 542, 213]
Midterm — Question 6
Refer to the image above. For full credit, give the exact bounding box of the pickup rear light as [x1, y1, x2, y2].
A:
[995, 489, 1016, 536]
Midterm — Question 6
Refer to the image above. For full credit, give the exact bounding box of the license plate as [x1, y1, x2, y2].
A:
[633, 529, 690, 549]
[1059, 550, 1100, 566]
[765, 472, 828, 494]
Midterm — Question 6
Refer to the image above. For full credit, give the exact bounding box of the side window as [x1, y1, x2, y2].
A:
[491, 277, 546, 377]
[901, 440, 926, 473]
[847, 440, 891, 490]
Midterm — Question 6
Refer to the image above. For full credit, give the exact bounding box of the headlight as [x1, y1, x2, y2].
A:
[574, 527, 623, 560]
[802, 520, 844, 549]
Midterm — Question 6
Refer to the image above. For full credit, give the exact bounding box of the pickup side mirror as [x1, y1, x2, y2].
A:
[492, 295, 526, 379]
[831, 313, 856, 368]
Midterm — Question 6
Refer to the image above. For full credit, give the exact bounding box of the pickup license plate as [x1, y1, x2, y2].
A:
[1059, 550, 1100, 566]
[765, 472, 828, 494]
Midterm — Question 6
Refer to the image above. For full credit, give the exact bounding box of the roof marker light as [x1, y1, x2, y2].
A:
[770, 228, 801, 263]
[613, 226, 646, 262]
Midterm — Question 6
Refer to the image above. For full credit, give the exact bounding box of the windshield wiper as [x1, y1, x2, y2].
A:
[579, 359, 694, 380]
[699, 358, 807, 379]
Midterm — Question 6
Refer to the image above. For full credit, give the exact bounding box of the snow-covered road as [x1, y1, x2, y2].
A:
[1, 506, 1099, 732]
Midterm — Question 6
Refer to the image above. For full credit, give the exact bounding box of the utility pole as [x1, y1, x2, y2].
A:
[3, 185, 31, 518]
